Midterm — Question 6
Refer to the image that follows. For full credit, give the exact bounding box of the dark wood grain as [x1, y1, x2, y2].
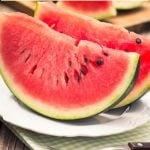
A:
[0, 122, 29, 150]
[0, 2, 16, 13]
[0, 1, 35, 16]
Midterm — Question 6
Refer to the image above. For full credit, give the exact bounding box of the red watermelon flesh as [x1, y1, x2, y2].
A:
[57, 1, 117, 19]
[35, 2, 150, 108]
[0, 13, 139, 120]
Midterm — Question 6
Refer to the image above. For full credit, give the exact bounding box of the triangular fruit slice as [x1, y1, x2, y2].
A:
[0, 13, 139, 120]
[114, 0, 143, 10]
[57, 1, 117, 20]
[35, 2, 150, 108]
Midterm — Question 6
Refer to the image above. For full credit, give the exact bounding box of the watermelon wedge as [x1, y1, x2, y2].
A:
[56, 1, 117, 20]
[114, 0, 144, 10]
[0, 13, 139, 120]
[35, 2, 150, 108]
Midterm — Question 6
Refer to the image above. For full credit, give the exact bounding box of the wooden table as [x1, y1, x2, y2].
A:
[0, 1, 150, 150]
[0, 122, 28, 150]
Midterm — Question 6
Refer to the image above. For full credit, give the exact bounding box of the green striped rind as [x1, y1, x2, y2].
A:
[114, 75, 150, 108]
[0, 51, 139, 120]
[107, 59, 140, 110]
[56, 2, 117, 20]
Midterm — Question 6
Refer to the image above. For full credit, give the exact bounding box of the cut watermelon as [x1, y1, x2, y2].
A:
[35, 2, 150, 108]
[114, 0, 144, 10]
[57, 1, 117, 20]
[0, 13, 139, 120]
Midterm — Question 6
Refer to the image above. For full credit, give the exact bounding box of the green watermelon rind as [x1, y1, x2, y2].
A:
[114, 75, 150, 108]
[114, 1, 143, 10]
[56, 2, 117, 20]
[107, 59, 140, 110]
[0, 53, 139, 120]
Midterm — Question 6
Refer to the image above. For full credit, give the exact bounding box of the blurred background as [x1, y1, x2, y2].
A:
[0, 0, 150, 34]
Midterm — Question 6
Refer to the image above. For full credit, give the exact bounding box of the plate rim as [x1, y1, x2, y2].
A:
[0, 78, 150, 137]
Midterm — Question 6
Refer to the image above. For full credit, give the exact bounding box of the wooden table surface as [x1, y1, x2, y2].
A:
[0, 122, 28, 150]
[0, 1, 150, 150]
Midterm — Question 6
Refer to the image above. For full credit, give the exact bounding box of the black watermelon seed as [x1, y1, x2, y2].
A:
[24, 54, 31, 63]
[56, 80, 59, 85]
[20, 50, 25, 54]
[68, 60, 72, 67]
[84, 57, 88, 63]
[103, 52, 108, 56]
[136, 38, 142, 44]
[64, 73, 69, 84]
[96, 58, 103, 66]
[80, 66, 87, 75]
[74, 70, 81, 82]
[30, 64, 37, 74]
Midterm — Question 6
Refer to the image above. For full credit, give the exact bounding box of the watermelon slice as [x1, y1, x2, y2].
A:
[57, 1, 117, 20]
[114, 0, 144, 10]
[0, 13, 139, 120]
[35, 2, 150, 108]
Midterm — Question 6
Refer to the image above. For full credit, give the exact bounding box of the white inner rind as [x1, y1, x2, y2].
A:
[0, 52, 139, 120]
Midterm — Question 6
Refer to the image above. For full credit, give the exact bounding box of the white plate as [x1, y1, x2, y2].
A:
[0, 77, 150, 137]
